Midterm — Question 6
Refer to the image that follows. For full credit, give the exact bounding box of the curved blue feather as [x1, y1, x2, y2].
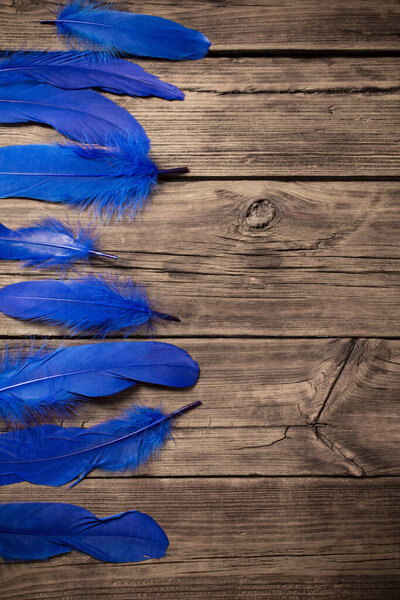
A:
[0, 502, 169, 563]
[0, 51, 184, 100]
[47, 0, 211, 60]
[0, 131, 158, 221]
[0, 342, 200, 426]
[0, 218, 116, 268]
[0, 402, 200, 487]
[0, 274, 178, 336]
[0, 81, 145, 144]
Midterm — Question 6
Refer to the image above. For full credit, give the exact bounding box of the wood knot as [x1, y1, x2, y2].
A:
[245, 199, 275, 229]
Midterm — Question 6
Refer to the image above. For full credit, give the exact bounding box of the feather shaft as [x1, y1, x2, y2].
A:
[0, 51, 184, 101]
[0, 81, 145, 144]
[0, 275, 179, 335]
[0, 341, 199, 425]
[0, 401, 201, 487]
[0, 132, 177, 220]
[45, 1, 211, 60]
[0, 502, 168, 563]
[0, 218, 115, 268]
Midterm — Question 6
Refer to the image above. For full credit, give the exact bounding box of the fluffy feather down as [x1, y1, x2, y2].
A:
[0, 218, 115, 268]
[0, 131, 159, 221]
[0, 274, 178, 336]
[0, 402, 199, 487]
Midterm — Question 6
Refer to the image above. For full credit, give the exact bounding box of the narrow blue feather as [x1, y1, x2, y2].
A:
[0, 131, 161, 221]
[0, 274, 179, 336]
[0, 51, 184, 100]
[0, 341, 199, 426]
[0, 402, 199, 487]
[0, 81, 145, 144]
[0, 218, 116, 268]
[45, 0, 211, 60]
[0, 502, 169, 563]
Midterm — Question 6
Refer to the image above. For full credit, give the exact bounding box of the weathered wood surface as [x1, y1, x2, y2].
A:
[0, 181, 398, 337]
[1, 479, 400, 600]
[1, 0, 400, 51]
[0, 91, 399, 176]
[0, 0, 399, 598]
[0, 338, 398, 478]
[139, 57, 400, 93]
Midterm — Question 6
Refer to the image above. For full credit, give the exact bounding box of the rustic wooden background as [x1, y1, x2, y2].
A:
[0, 0, 399, 598]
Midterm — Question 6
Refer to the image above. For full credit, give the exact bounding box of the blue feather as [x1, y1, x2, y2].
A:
[42, 0, 211, 60]
[0, 341, 199, 426]
[0, 502, 169, 563]
[0, 274, 179, 336]
[0, 401, 200, 487]
[0, 131, 184, 221]
[0, 81, 146, 145]
[0, 51, 184, 100]
[0, 218, 117, 268]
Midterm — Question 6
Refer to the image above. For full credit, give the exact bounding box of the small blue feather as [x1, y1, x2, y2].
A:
[43, 0, 211, 60]
[0, 401, 200, 487]
[0, 341, 200, 426]
[0, 274, 179, 336]
[0, 218, 117, 268]
[0, 51, 184, 100]
[0, 131, 171, 221]
[0, 81, 146, 144]
[0, 502, 169, 563]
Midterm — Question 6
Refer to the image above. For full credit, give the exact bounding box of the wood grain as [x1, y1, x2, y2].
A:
[0, 91, 398, 176]
[1, 478, 399, 599]
[317, 339, 400, 476]
[0, 338, 399, 478]
[139, 57, 400, 93]
[0, 181, 398, 337]
[0, 0, 399, 51]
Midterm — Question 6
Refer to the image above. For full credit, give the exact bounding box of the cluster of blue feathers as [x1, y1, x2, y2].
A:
[0, 0, 209, 566]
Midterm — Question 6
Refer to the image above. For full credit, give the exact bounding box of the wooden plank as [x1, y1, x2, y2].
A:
[2, 338, 400, 478]
[0, 92, 398, 176]
[316, 338, 400, 476]
[0, 181, 398, 337]
[0, 338, 353, 476]
[1, 478, 400, 599]
[1, 1, 399, 51]
[145, 57, 400, 93]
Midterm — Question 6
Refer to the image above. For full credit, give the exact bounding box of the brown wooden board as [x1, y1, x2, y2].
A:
[0, 478, 399, 600]
[0, 1, 399, 598]
[0, 181, 398, 338]
[0, 0, 399, 51]
[0, 92, 399, 176]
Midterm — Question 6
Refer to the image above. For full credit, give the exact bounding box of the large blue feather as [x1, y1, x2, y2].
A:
[0, 218, 117, 268]
[0, 401, 200, 487]
[0, 274, 179, 336]
[0, 81, 145, 144]
[43, 0, 211, 60]
[0, 51, 184, 100]
[0, 342, 199, 426]
[0, 132, 169, 221]
[0, 502, 169, 563]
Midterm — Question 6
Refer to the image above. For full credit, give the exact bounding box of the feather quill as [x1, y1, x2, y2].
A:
[0, 51, 184, 100]
[41, 0, 211, 60]
[0, 274, 179, 336]
[0, 131, 187, 221]
[0, 502, 168, 563]
[0, 81, 145, 145]
[0, 341, 199, 426]
[0, 401, 200, 487]
[0, 218, 117, 268]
